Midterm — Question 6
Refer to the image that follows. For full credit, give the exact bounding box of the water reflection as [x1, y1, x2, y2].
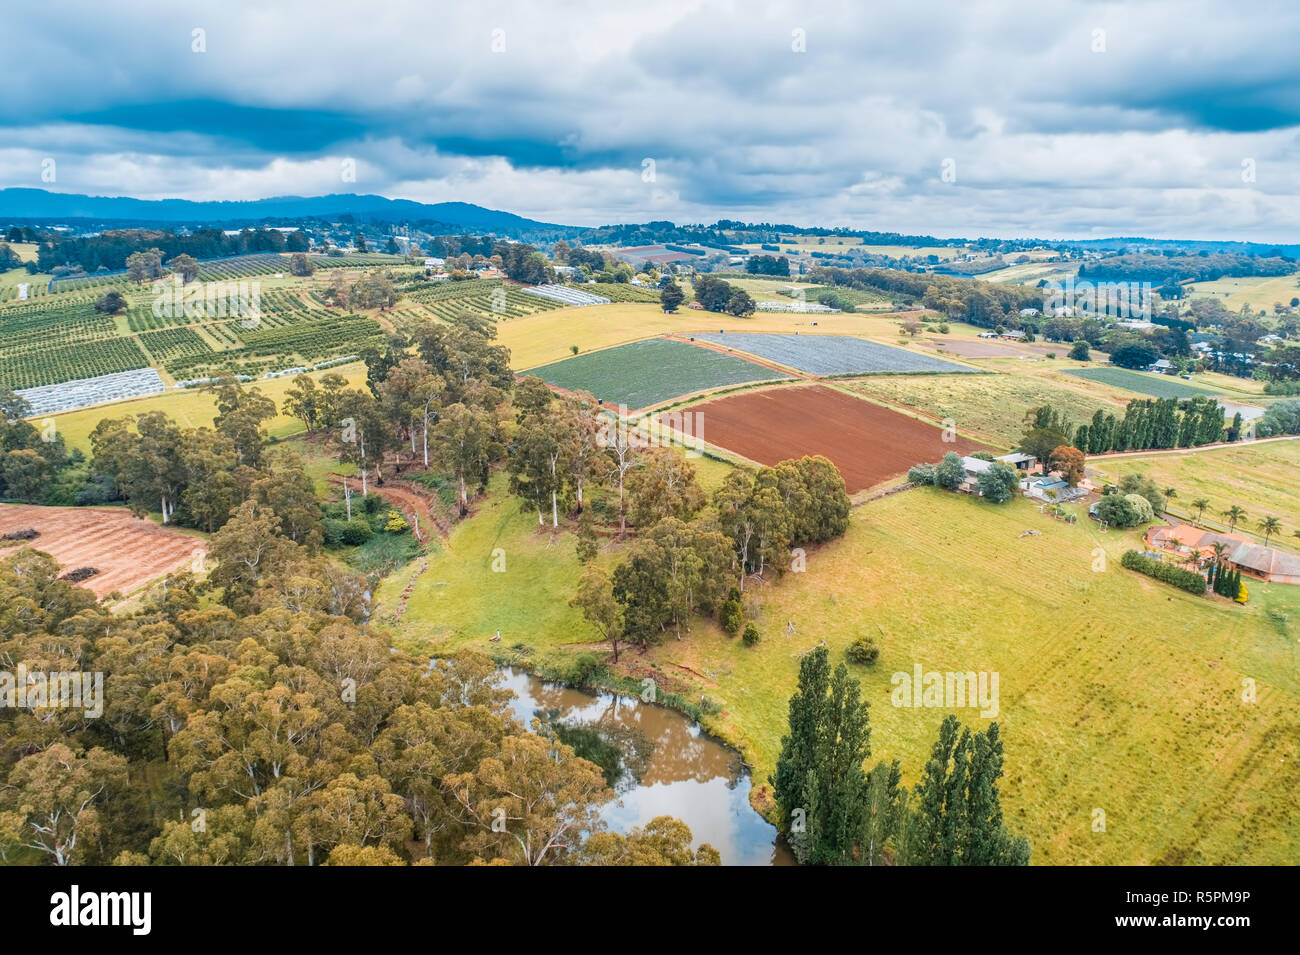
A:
[497, 667, 790, 866]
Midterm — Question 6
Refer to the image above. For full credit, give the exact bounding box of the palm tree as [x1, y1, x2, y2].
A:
[1191, 497, 1210, 526]
[1258, 516, 1282, 547]
[1223, 505, 1247, 534]
[1162, 487, 1177, 515]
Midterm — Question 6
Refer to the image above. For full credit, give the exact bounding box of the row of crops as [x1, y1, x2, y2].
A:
[403, 278, 566, 321]
[138, 327, 215, 363]
[0, 337, 150, 390]
[164, 313, 383, 378]
[582, 282, 662, 303]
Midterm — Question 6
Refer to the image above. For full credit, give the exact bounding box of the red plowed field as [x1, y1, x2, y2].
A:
[676, 384, 994, 493]
[0, 505, 205, 599]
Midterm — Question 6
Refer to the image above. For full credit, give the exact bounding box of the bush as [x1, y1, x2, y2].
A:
[1120, 550, 1206, 595]
[845, 636, 879, 666]
[1096, 493, 1153, 528]
[1068, 340, 1091, 361]
[383, 509, 409, 533]
[324, 516, 375, 547]
[742, 624, 760, 647]
[907, 463, 936, 485]
[721, 596, 743, 636]
[564, 652, 605, 686]
[1045, 352, 1056, 359]
[937, 323, 950, 333]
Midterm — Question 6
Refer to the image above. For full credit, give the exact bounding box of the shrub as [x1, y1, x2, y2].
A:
[1120, 550, 1206, 594]
[721, 596, 743, 636]
[341, 518, 374, 546]
[937, 323, 950, 333]
[742, 624, 760, 647]
[1096, 493, 1152, 528]
[1, 528, 38, 541]
[1045, 352, 1056, 360]
[1068, 340, 1090, 361]
[383, 509, 409, 533]
[907, 463, 936, 485]
[1236, 584, 1249, 604]
[845, 636, 879, 666]
[564, 652, 604, 686]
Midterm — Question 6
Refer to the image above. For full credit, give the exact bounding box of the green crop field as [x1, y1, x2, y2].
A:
[528, 337, 788, 409]
[377, 478, 1300, 866]
[1066, 367, 1222, 399]
[1091, 439, 1300, 538]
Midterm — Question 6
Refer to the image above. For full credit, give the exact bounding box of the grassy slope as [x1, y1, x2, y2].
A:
[1184, 276, 1300, 312]
[379, 481, 1300, 865]
[1090, 439, 1300, 536]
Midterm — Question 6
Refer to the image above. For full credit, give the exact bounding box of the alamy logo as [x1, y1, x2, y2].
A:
[152, 274, 261, 322]
[49, 886, 151, 935]
[0, 665, 103, 718]
[891, 664, 999, 718]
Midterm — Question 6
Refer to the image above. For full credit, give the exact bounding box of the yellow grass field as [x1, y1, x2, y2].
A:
[843, 369, 1131, 445]
[1185, 275, 1300, 313]
[378, 478, 1300, 865]
[1090, 439, 1300, 540]
[499, 302, 920, 370]
[43, 361, 369, 452]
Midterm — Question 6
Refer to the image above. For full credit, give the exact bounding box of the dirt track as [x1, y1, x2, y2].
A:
[0, 504, 205, 599]
[674, 384, 994, 493]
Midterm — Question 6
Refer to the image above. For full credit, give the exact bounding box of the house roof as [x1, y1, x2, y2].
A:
[1146, 524, 1249, 552]
[996, 452, 1035, 464]
[962, 456, 993, 474]
[1228, 542, 1300, 577]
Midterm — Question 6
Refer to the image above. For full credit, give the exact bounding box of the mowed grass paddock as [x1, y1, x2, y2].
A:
[377, 476, 1300, 865]
[845, 371, 1131, 445]
[1091, 438, 1300, 536]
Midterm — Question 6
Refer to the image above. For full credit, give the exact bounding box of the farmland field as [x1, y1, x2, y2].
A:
[528, 337, 788, 409]
[376, 472, 1300, 866]
[1066, 366, 1222, 399]
[693, 332, 980, 376]
[676, 383, 992, 492]
[45, 360, 369, 452]
[1183, 274, 1300, 312]
[844, 371, 1128, 445]
[0, 504, 204, 599]
[1089, 438, 1300, 537]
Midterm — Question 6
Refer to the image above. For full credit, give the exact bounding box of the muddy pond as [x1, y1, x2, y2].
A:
[497, 667, 793, 865]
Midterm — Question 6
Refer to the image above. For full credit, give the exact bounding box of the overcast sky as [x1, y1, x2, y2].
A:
[4, 0, 1300, 240]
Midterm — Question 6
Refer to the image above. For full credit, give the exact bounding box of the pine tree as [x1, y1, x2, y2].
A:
[771, 646, 831, 835]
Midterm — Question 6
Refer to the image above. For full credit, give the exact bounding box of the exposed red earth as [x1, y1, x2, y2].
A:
[0, 504, 205, 599]
[673, 384, 995, 493]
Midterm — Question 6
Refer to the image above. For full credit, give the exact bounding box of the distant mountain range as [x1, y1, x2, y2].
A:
[2, 189, 1296, 255]
[0, 189, 580, 237]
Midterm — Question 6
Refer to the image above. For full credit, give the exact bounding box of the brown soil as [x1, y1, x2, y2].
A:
[0, 504, 205, 599]
[674, 383, 994, 492]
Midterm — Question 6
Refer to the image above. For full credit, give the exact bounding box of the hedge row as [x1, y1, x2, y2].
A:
[1120, 550, 1207, 595]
